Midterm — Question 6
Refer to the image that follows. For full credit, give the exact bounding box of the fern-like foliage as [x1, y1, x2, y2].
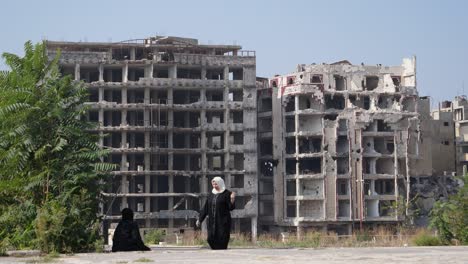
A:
[0, 41, 115, 253]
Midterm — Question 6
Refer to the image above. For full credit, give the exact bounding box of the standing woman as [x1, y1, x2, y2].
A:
[196, 177, 235, 250]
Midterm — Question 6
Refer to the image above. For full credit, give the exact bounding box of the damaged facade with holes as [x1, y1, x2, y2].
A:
[257, 58, 432, 234]
[45, 36, 258, 243]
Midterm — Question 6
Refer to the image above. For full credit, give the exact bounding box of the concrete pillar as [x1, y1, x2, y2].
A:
[223, 66, 229, 81]
[201, 67, 207, 80]
[99, 64, 104, 82]
[130, 47, 136, 61]
[167, 88, 174, 229]
[74, 64, 80, 81]
[251, 217, 257, 242]
[169, 65, 177, 79]
[122, 64, 128, 83]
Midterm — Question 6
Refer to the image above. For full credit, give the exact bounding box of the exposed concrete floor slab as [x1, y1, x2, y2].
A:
[2, 246, 468, 264]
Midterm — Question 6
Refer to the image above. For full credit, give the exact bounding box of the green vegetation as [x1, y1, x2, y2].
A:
[0, 41, 115, 253]
[430, 174, 468, 245]
[411, 230, 442, 246]
[144, 229, 165, 245]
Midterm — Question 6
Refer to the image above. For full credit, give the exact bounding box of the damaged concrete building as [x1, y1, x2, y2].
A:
[257, 58, 433, 234]
[45, 36, 259, 240]
[434, 96, 468, 176]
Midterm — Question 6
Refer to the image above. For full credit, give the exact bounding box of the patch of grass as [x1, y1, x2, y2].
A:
[411, 230, 442, 246]
[134, 257, 153, 263]
[144, 229, 165, 245]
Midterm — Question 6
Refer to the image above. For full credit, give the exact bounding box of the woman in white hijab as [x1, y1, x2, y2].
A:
[197, 177, 235, 249]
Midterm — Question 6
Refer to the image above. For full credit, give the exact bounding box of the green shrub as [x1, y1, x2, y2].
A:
[144, 229, 165, 245]
[411, 231, 442, 246]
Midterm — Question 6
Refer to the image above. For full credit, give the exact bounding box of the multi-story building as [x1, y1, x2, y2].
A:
[45, 36, 259, 241]
[436, 96, 468, 176]
[257, 58, 431, 235]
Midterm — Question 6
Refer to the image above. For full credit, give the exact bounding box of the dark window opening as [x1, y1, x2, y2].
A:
[334, 75, 346, 91]
[444, 122, 449, 126]
[260, 161, 274, 177]
[299, 158, 321, 174]
[177, 67, 201, 79]
[364, 76, 379, 91]
[311, 74, 323, 83]
[325, 94, 345, 110]
[286, 159, 297, 175]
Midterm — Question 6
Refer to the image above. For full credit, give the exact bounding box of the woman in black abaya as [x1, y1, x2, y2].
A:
[197, 177, 235, 250]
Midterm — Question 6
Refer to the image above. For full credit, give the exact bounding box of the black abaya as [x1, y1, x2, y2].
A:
[199, 190, 235, 249]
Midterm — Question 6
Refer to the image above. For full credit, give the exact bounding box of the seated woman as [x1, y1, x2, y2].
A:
[112, 208, 151, 252]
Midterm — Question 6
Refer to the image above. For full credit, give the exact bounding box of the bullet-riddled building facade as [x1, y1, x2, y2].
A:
[45, 36, 259, 239]
[257, 58, 431, 234]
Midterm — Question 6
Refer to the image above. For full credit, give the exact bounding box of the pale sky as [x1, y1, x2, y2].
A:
[1, 0, 467, 107]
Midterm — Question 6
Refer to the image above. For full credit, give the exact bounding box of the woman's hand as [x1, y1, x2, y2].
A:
[230, 191, 236, 202]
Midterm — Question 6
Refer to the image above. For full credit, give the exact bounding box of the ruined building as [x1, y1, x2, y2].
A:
[45, 36, 259, 240]
[257, 58, 432, 234]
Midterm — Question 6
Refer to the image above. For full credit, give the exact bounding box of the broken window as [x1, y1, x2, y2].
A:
[173, 90, 200, 104]
[286, 159, 297, 175]
[153, 67, 169, 78]
[230, 154, 244, 170]
[378, 95, 393, 109]
[285, 137, 296, 154]
[270, 79, 278, 88]
[206, 90, 223, 101]
[128, 132, 145, 148]
[88, 88, 99, 102]
[206, 68, 224, 80]
[173, 154, 187, 170]
[80, 67, 99, 83]
[374, 137, 394, 154]
[150, 133, 168, 148]
[364, 76, 379, 91]
[206, 111, 224, 124]
[375, 180, 394, 195]
[337, 157, 349, 174]
[190, 155, 201, 171]
[128, 67, 145, 81]
[151, 154, 168, 170]
[286, 201, 296, 217]
[208, 155, 224, 171]
[260, 139, 273, 156]
[103, 132, 121, 148]
[102, 110, 121, 126]
[286, 180, 296, 196]
[325, 94, 345, 110]
[228, 68, 243, 80]
[299, 158, 321, 174]
[88, 110, 99, 123]
[376, 158, 394, 174]
[336, 136, 349, 154]
[229, 90, 243, 102]
[104, 89, 122, 103]
[298, 116, 322, 133]
[150, 90, 167, 104]
[104, 68, 123, 82]
[127, 89, 145, 104]
[391, 76, 401, 87]
[298, 95, 321, 111]
[311, 74, 323, 84]
[258, 118, 272, 132]
[379, 201, 393, 217]
[285, 98, 295, 112]
[127, 110, 145, 126]
[285, 117, 295, 133]
[349, 95, 370, 110]
[337, 179, 349, 195]
[298, 137, 322, 153]
[112, 48, 130, 60]
[207, 133, 224, 149]
[230, 111, 243, 123]
[230, 132, 243, 145]
[334, 75, 346, 91]
[150, 110, 168, 126]
[287, 76, 295, 85]
[259, 97, 272, 112]
[232, 174, 244, 188]
[338, 200, 350, 217]
[173, 133, 187, 149]
[377, 120, 392, 132]
[177, 67, 201, 79]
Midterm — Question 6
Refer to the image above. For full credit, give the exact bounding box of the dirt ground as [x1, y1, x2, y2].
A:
[2, 246, 468, 264]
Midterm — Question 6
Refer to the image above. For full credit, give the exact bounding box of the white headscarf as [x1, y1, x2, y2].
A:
[211, 177, 226, 194]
